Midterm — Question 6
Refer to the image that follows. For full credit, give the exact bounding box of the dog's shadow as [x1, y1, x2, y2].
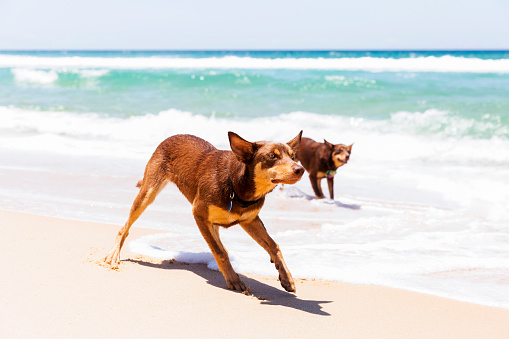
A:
[281, 186, 361, 210]
[126, 258, 332, 316]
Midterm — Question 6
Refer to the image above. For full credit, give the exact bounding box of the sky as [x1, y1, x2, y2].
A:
[0, 0, 508, 50]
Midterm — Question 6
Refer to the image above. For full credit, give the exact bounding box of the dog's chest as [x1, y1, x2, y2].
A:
[207, 205, 259, 226]
[317, 170, 336, 179]
[317, 171, 327, 179]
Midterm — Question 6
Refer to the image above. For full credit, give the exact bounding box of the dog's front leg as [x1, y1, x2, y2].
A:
[309, 174, 325, 199]
[240, 216, 296, 292]
[327, 177, 334, 200]
[193, 214, 247, 292]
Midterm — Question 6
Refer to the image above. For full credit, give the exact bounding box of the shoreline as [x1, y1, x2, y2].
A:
[1, 209, 508, 338]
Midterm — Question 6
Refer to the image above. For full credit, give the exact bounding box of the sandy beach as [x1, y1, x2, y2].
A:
[1, 209, 508, 338]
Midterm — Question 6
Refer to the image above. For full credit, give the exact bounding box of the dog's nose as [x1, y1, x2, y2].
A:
[293, 165, 305, 176]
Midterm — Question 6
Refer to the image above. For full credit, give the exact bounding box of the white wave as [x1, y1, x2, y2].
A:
[2, 55, 509, 73]
[9, 67, 109, 86]
[11, 68, 58, 84]
[1, 106, 509, 165]
[389, 110, 509, 138]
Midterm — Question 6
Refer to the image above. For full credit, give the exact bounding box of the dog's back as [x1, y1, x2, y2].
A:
[296, 137, 329, 173]
[150, 134, 216, 203]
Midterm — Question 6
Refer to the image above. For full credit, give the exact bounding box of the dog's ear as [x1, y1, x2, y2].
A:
[324, 139, 334, 149]
[228, 132, 257, 162]
[287, 130, 303, 151]
[347, 143, 354, 152]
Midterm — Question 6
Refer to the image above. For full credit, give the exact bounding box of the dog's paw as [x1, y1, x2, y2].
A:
[279, 274, 296, 293]
[103, 249, 120, 267]
[226, 278, 248, 292]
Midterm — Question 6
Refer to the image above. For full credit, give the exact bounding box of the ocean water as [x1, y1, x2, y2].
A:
[1, 51, 508, 309]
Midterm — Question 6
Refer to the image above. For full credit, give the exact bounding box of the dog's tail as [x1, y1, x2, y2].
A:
[136, 180, 143, 188]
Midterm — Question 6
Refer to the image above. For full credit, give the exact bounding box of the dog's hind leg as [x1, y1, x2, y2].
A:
[193, 214, 248, 291]
[327, 177, 334, 200]
[241, 216, 296, 292]
[103, 172, 168, 266]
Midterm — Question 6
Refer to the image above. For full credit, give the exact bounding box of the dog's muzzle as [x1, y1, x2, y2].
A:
[293, 164, 304, 176]
[271, 164, 304, 184]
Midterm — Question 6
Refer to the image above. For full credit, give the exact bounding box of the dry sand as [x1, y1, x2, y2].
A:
[1, 209, 508, 338]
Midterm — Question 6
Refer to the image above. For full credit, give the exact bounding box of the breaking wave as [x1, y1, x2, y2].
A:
[2, 55, 509, 73]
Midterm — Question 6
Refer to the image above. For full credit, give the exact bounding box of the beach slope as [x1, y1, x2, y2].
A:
[1, 210, 508, 338]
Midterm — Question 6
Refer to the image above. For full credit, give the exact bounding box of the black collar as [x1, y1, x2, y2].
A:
[227, 177, 262, 211]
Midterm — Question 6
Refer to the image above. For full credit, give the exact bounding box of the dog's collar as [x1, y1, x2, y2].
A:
[326, 170, 336, 178]
[227, 177, 262, 212]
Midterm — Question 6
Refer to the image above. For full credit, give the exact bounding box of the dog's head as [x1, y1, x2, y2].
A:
[228, 131, 305, 198]
[324, 140, 353, 169]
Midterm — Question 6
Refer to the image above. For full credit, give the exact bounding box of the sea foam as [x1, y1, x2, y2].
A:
[2, 106, 509, 163]
[2, 55, 509, 73]
[11, 68, 59, 84]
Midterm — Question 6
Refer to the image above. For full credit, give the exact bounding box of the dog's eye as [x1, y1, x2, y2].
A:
[269, 153, 276, 159]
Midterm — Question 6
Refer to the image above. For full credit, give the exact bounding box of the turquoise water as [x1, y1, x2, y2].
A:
[1, 51, 509, 139]
[1, 51, 509, 308]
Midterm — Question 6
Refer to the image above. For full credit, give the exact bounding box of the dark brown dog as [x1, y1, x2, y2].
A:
[104, 131, 304, 292]
[296, 137, 353, 200]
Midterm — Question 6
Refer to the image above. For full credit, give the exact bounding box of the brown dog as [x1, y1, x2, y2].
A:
[104, 131, 304, 292]
[296, 137, 352, 200]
